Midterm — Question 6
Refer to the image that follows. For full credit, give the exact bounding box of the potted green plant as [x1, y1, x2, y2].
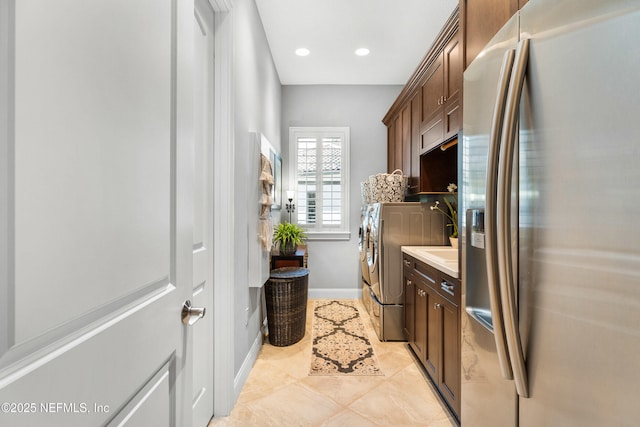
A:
[273, 222, 307, 255]
[430, 183, 458, 247]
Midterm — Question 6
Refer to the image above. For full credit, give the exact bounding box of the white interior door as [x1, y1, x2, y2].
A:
[0, 0, 195, 426]
[192, 0, 215, 425]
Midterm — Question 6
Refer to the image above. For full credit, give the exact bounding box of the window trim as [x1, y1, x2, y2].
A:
[289, 126, 350, 240]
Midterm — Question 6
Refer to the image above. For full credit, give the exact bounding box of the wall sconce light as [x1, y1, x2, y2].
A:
[285, 190, 295, 223]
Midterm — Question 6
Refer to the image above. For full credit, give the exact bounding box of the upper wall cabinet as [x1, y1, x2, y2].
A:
[383, 6, 460, 194]
[387, 101, 416, 191]
[461, 0, 528, 68]
[387, 103, 411, 175]
[419, 30, 462, 155]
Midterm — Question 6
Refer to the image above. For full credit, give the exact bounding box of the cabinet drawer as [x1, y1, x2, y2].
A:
[413, 258, 439, 288]
[419, 117, 444, 155]
[404, 253, 460, 306]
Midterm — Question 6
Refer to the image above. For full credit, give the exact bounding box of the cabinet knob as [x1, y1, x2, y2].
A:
[404, 259, 411, 267]
[407, 280, 412, 286]
[434, 303, 442, 310]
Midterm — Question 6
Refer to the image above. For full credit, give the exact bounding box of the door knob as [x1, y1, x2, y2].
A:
[182, 300, 206, 326]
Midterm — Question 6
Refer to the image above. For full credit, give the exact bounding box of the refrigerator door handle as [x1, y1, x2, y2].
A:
[497, 38, 530, 399]
[485, 48, 516, 381]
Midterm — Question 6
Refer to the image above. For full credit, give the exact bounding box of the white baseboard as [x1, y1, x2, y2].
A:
[308, 288, 362, 299]
[234, 330, 263, 400]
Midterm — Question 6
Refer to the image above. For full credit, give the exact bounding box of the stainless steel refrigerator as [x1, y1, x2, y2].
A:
[461, 1, 640, 425]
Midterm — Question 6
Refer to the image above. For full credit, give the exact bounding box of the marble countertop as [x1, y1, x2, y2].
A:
[401, 246, 459, 278]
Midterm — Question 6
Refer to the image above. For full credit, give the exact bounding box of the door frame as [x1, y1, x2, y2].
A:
[192, 0, 216, 424]
[209, 0, 235, 417]
[0, 0, 13, 360]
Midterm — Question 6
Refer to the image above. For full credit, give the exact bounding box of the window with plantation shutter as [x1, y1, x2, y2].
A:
[289, 127, 350, 239]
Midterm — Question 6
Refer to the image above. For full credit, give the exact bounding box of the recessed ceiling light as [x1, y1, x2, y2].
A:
[295, 48, 310, 57]
[355, 48, 370, 56]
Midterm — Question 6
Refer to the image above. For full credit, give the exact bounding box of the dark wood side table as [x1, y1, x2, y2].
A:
[270, 247, 306, 270]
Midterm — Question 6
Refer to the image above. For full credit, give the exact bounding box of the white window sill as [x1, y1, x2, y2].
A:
[305, 231, 351, 241]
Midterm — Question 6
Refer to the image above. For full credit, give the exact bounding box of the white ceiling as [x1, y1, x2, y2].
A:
[255, 0, 458, 86]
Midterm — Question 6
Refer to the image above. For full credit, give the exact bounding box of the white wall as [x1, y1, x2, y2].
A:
[232, 0, 282, 378]
[281, 85, 402, 297]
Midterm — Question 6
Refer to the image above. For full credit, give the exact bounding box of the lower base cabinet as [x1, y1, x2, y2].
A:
[403, 254, 461, 420]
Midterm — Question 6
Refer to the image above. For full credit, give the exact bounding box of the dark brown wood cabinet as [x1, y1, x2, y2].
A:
[409, 92, 422, 193]
[401, 103, 411, 176]
[402, 267, 416, 342]
[383, 6, 461, 195]
[394, 111, 403, 171]
[403, 253, 461, 420]
[386, 120, 396, 173]
[438, 272, 461, 415]
[420, 54, 444, 133]
[424, 282, 441, 381]
[386, 103, 411, 176]
[419, 56, 444, 155]
[419, 30, 462, 155]
[414, 280, 428, 362]
[461, 0, 528, 68]
[443, 32, 462, 142]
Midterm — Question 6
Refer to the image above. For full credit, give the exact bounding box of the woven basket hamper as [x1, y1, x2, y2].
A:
[265, 267, 309, 346]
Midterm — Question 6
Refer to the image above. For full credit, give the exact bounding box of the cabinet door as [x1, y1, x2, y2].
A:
[410, 92, 421, 193]
[413, 282, 427, 361]
[420, 55, 444, 128]
[401, 103, 411, 175]
[424, 285, 441, 381]
[443, 30, 462, 141]
[443, 30, 462, 106]
[440, 296, 461, 416]
[403, 271, 415, 342]
[387, 120, 396, 173]
[393, 113, 403, 172]
[463, 0, 517, 67]
[387, 104, 411, 175]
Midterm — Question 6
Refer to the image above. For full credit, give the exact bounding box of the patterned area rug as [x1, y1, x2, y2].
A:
[309, 300, 383, 376]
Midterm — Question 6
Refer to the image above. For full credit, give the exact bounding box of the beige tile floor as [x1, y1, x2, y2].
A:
[209, 299, 457, 427]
